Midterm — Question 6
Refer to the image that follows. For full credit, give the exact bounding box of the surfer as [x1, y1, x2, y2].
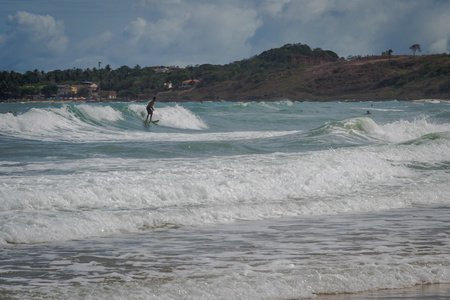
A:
[146, 97, 156, 122]
[364, 110, 371, 115]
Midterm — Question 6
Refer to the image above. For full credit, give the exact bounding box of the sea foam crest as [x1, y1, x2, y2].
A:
[310, 117, 382, 144]
[0, 107, 86, 137]
[75, 104, 124, 123]
[328, 116, 450, 144]
[0, 105, 124, 141]
[378, 117, 450, 143]
[2, 138, 449, 245]
[129, 103, 208, 130]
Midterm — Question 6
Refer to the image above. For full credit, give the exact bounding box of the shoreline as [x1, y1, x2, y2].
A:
[1, 98, 448, 104]
[312, 284, 450, 300]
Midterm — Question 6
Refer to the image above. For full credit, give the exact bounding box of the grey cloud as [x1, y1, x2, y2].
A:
[5, 11, 68, 55]
[1, 0, 449, 72]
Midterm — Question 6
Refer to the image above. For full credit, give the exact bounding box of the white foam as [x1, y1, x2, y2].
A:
[2, 102, 450, 244]
[156, 105, 208, 129]
[76, 104, 124, 122]
[377, 117, 450, 142]
[2, 137, 449, 244]
[0, 108, 74, 135]
[129, 103, 208, 130]
[335, 117, 450, 144]
[0, 104, 302, 143]
[0, 106, 114, 141]
[259, 100, 294, 110]
[8, 213, 450, 299]
[342, 117, 386, 138]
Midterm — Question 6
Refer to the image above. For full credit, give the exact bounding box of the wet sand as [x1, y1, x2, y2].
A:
[313, 284, 450, 299]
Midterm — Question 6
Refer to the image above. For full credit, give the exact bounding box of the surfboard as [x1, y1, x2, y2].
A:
[144, 119, 159, 127]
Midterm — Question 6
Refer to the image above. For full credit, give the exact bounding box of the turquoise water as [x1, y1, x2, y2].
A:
[1, 100, 450, 299]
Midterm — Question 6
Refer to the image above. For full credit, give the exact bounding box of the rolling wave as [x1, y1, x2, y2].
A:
[2, 137, 450, 244]
[0, 103, 208, 142]
[2, 103, 449, 150]
[309, 116, 450, 145]
[1, 101, 450, 244]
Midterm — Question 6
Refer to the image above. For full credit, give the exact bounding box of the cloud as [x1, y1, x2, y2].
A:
[5, 11, 68, 55]
[98, 0, 450, 68]
[430, 38, 449, 54]
[124, 17, 147, 43]
[262, 0, 291, 16]
[248, 0, 450, 57]
[71, 31, 114, 68]
[1, 0, 449, 72]
[419, 4, 450, 53]
[121, 1, 262, 66]
[0, 11, 69, 70]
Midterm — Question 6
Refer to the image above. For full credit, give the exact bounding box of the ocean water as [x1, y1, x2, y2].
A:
[0, 100, 449, 299]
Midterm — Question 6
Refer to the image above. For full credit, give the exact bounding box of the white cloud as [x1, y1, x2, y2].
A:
[62, 0, 450, 68]
[1, 0, 450, 72]
[262, 0, 291, 16]
[118, 1, 262, 66]
[0, 11, 70, 70]
[420, 5, 450, 54]
[6, 11, 68, 55]
[248, 0, 450, 57]
[124, 17, 147, 43]
[430, 38, 449, 54]
[70, 31, 113, 69]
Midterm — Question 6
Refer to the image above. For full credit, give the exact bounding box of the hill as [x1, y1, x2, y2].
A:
[1, 43, 450, 102]
[157, 51, 450, 102]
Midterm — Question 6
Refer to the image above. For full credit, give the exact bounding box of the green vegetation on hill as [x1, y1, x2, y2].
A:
[1, 43, 449, 102]
[179, 51, 450, 102]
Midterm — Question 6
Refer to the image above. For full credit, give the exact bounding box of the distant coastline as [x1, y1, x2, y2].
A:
[2, 44, 449, 103]
[2, 98, 448, 104]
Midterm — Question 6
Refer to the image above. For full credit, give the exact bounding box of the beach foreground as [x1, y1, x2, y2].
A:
[315, 284, 450, 299]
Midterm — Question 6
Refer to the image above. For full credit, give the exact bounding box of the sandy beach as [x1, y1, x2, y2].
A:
[314, 284, 450, 300]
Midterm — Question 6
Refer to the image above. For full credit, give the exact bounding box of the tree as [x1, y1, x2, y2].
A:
[409, 44, 421, 55]
[382, 49, 393, 62]
[382, 49, 393, 56]
[42, 84, 58, 98]
[20, 86, 39, 97]
[77, 87, 90, 97]
[23, 70, 40, 84]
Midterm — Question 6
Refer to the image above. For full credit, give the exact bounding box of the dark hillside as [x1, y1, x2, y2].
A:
[158, 53, 450, 102]
[2, 43, 449, 102]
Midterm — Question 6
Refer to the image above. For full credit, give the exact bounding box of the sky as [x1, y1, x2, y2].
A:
[1, 0, 449, 73]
